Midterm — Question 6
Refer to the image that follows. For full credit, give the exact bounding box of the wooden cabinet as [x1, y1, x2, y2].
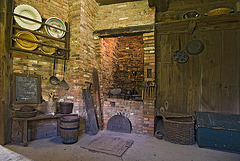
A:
[155, 12, 240, 115]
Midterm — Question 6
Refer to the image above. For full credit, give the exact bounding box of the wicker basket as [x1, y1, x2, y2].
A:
[163, 116, 195, 145]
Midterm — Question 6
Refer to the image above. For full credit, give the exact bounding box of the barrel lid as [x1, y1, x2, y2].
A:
[61, 116, 79, 121]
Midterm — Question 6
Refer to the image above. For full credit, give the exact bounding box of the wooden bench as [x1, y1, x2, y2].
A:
[12, 113, 78, 146]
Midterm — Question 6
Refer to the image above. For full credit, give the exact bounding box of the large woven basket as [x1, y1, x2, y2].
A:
[163, 116, 195, 145]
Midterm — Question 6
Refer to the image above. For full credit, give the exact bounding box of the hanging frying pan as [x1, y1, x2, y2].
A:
[186, 39, 204, 55]
[173, 39, 189, 63]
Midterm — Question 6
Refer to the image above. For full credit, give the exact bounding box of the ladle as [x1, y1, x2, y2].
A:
[49, 53, 60, 85]
[59, 58, 69, 90]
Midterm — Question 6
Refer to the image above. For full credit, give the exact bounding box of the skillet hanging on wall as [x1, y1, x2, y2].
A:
[186, 39, 204, 55]
[173, 39, 189, 63]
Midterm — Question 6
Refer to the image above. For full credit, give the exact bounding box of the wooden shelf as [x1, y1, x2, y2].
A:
[10, 2, 70, 59]
[155, 12, 240, 34]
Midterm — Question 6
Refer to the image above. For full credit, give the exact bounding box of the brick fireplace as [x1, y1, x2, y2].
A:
[97, 32, 155, 135]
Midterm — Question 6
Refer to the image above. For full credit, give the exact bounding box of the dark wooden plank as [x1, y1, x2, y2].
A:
[178, 34, 192, 114]
[170, 33, 189, 113]
[185, 33, 201, 114]
[93, 68, 102, 130]
[179, 33, 190, 114]
[82, 86, 98, 135]
[169, 0, 236, 11]
[94, 24, 154, 37]
[96, 0, 141, 5]
[12, 113, 78, 121]
[158, 63, 169, 112]
[0, 0, 13, 145]
[148, 0, 155, 7]
[200, 30, 222, 112]
[171, 34, 181, 113]
[238, 29, 240, 115]
[156, 0, 169, 12]
[156, 13, 240, 35]
[22, 120, 28, 147]
[159, 34, 172, 63]
[221, 30, 239, 114]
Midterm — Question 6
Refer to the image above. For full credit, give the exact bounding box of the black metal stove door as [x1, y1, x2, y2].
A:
[107, 115, 132, 133]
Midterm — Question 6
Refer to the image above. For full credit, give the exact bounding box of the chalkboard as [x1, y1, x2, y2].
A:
[13, 73, 41, 104]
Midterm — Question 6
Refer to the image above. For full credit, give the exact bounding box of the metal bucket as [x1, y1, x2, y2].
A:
[60, 116, 80, 144]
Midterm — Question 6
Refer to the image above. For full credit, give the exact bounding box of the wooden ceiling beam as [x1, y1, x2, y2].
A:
[149, 0, 169, 12]
[96, 0, 142, 5]
[148, 0, 155, 7]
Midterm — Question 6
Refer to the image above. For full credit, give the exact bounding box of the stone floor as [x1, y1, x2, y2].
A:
[3, 130, 240, 161]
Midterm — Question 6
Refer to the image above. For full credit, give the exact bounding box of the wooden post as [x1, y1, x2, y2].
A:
[0, 0, 13, 145]
[93, 68, 103, 130]
[57, 118, 60, 136]
[22, 120, 28, 147]
[148, 0, 169, 12]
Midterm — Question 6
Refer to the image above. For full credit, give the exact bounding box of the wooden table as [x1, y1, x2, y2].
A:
[12, 113, 78, 146]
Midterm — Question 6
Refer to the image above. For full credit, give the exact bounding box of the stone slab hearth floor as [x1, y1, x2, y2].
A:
[3, 130, 240, 161]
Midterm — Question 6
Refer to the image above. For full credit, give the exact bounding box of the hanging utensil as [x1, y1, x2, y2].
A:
[48, 91, 54, 101]
[49, 53, 60, 85]
[173, 38, 189, 63]
[186, 39, 204, 55]
[59, 57, 69, 90]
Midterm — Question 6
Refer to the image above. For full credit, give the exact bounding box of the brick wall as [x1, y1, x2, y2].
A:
[143, 99, 155, 135]
[93, 0, 156, 134]
[115, 35, 144, 91]
[101, 37, 119, 93]
[101, 35, 144, 96]
[12, 0, 70, 142]
[12, 0, 98, 142]
[99, 33, 156, 135]
[102, 99, 155, 135]
[67, 0, 98, 116]
[95, 0, 155, 30]
[143, 32, 155, 82]
[11, 0, 156, 141]
[12, 0, 69, 105]
[142, 32, 155, 135]
[103, 98, 144, 134]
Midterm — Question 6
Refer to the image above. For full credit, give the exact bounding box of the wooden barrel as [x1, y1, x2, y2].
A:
[60, 116, 80, 144]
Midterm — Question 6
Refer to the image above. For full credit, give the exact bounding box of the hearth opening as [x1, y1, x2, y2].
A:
[100, 35, 144, 101]
[99, 32, 156, 135]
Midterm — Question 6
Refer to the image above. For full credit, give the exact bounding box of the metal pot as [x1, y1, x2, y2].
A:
[182, 11, 200, 19]
[109, 87, 121, 95]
